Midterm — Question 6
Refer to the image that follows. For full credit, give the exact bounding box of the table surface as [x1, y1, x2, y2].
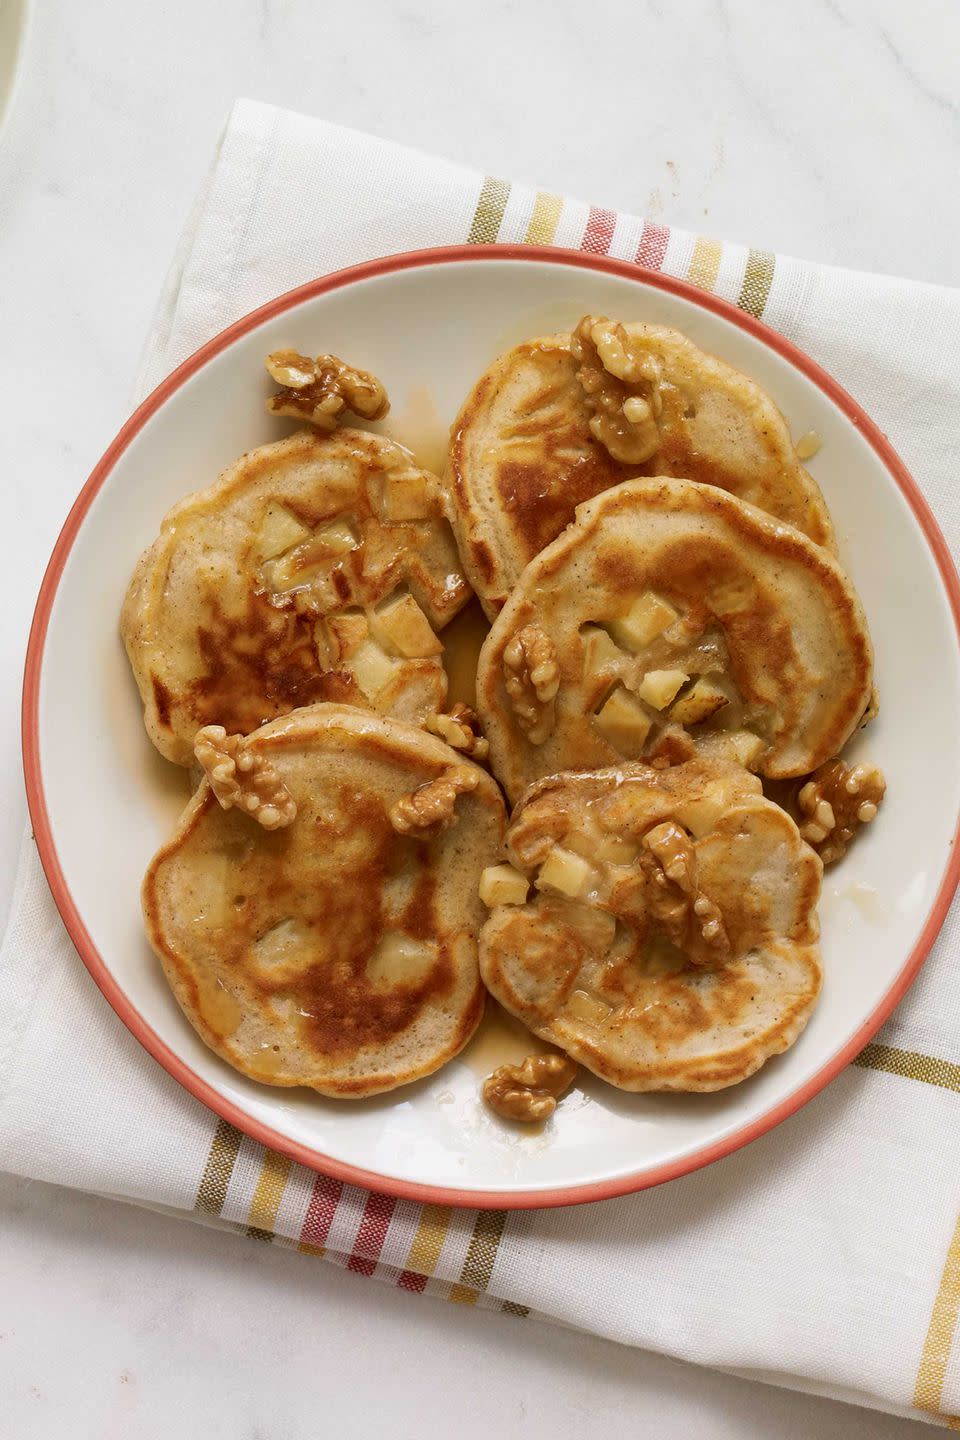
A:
[3, 0, 959, 1434]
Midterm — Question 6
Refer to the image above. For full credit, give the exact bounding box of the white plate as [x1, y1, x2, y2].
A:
[24, 247, 960, 1208]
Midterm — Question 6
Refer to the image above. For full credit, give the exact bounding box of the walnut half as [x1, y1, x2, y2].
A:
[797, 758, 885, 866]
[482, 1053, 578, 1123]
[194, 726, 297, 830]
[265, 350, 389, 431]
[425, 702, 489, 760]
[503, 624, 560, 746]
[638, 819, 728, 962]
[571, 315, 663, 464]
[389, 765, 479, 840]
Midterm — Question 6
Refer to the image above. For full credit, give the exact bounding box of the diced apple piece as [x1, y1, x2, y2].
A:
[262, 550, 340, 604]
[314, 621, 335, 670]
[479, 864, 529, 908]
[322, 609, 369, 662]
[594, 835, 639, 865]
[367, 933, 437, 987]
[565, 988, 613, 1027]
[581, 623, 623, 673]
[383, 470, 435, 522]
[536, 847, 596, 900]
[372, 593, 443, 658]
[637, 669, 689, 711]
[715, 730, 766, 769]
[313, 517, 359, 554]
[566, 828, 601, 861]
[669, 677, 730, 726]
[677, 775, 760, 838]
[192, 854, 234, 929]
[256, 502, 312, 559]
[252, 918, 315, 977]
[607, 593, 678, 651]
[595, 688, 653, 756]
[345, 638, 398, 698]
[195, 976, 242, 1036]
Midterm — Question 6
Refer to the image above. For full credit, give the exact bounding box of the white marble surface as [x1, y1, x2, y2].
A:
[2, 0, 959, 1434]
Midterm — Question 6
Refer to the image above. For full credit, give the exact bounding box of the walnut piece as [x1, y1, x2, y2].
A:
[482, 1053, 578, 1123]
[503, 624, 560, 745]
[425, 702, 489, 760]
[639, 820, 728, 962]
[571, 315, 663, 464]
[797, 758, 885, 866]
[389, 765, 479, 839]
[194, 725, 297, 831]
[265, 350, 389, 431]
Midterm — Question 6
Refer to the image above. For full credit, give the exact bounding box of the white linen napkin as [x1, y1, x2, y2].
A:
[5, 97, 960, 1428]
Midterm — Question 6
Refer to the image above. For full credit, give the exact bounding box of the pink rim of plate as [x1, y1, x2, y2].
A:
[22, 244, 960, 1209]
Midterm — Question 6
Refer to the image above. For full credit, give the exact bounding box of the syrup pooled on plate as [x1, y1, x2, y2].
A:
[386, 384, 450, 478]
[441, 598, 490, 708]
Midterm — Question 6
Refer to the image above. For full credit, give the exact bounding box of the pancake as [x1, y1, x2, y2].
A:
[122, 428, 470, 765]
[479, 758, 823, 1091]
[476, 477, 874, 802]
[447, 321, 834, 617]
[448, 336, 629, 616]
[143, 704, 505, 1097]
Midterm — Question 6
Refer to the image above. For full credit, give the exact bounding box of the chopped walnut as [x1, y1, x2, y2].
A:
[265, 350, 389, 431]
[425, 702, 490, 760]
[194, 725, 297, 830]
[643, 820, 696, 892]
[571, 315, 663, 464]
[389, 765, 479, 839]
[796, 758, 886, 866]
[639, 820, 728, 961]
[503, 625, 560, 745]
[482, 1052, 578, 1123]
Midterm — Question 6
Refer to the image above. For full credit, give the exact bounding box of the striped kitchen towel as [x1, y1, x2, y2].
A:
[5, 98, 960, 1428]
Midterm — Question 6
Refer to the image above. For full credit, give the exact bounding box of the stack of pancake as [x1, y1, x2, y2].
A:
[123, 319, 884, 1112]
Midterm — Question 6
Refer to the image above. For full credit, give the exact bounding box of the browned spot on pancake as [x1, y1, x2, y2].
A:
[190, 591, 331, 734]
[495, 441, 625, 561]
[311, 670, 364, 705]
[399, 862, 442, 935]
[470, 538, 497, 585]
[151, 672, 173, 728]
[489, 905, 585, 1012]
[205, 787, 456, 1060]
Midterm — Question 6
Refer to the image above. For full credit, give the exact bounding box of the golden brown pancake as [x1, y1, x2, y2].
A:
[143, 704, 505, 1097]
[447, 321, 834, 617]
[476, 477, 874, 803]
[448, 336, 628, 616]
[479, 758, 823, 1091]
[122, 428, 470, 765]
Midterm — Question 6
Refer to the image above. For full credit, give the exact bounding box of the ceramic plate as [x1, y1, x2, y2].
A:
[24, 247, 960, 1207]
